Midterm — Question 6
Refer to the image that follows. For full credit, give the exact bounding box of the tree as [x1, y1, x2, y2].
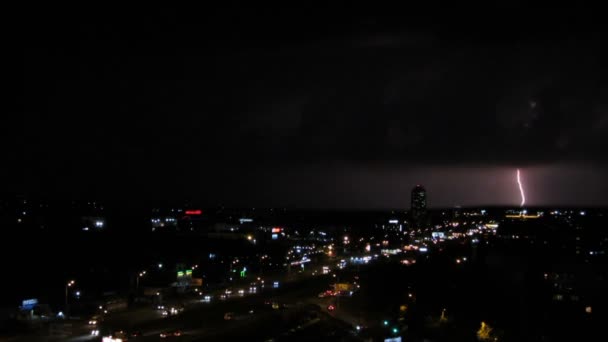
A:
[439, 308, 448, 323]
[477, 321, 494, 341]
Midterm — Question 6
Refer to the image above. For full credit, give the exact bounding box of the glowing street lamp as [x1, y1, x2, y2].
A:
[65, 280, 75, 317]
[136, 271, 146, 293]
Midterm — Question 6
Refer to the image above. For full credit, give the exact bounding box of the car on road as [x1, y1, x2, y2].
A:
[318, 290, 335, 298]
[107, 330, 129, 341]
[160, 329, 182, 338]
[88, 315, 103, 325]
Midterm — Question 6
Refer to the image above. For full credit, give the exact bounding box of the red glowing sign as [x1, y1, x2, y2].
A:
[271, 227, 282, 233]
[185, 210, 202, 215]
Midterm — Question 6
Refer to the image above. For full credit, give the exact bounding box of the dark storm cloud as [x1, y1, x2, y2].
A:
[201, 37, 608, 166]
[9, 10, 608, 167]
[5, 5, 608, 207]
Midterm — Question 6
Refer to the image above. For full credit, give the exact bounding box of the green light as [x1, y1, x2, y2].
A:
[177, 271, 184, 277]
[383, 320, 389, 326]
[392, 327, 398, 334]
[186, 269, 192, 276]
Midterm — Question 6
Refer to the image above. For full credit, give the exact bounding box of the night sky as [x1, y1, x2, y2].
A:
[4, 5, 608, 208]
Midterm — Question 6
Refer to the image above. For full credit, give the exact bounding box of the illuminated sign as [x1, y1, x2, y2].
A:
[186, 269, 192, 276]
[271, 234, 278, 240]
[271, 227, 282, 233]
[334, 283, 353, 291]
[388, 220, 399, 224]
[21, 298, 38, 310]
[384, 337, 402, 342]
[185, 210, 202, 215]
[177, 271, 184, 278]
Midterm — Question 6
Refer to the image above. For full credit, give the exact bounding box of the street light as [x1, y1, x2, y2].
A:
[136, 271, 146, 293]
[65, 280, 75, 318]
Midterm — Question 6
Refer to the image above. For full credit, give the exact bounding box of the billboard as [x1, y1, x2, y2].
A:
[21, 299, 38, 311]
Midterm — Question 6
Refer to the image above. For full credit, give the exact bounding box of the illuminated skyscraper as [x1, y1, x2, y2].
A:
[411, 185, 427, 227]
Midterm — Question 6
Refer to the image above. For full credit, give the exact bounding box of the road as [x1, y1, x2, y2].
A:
[2, 262, 369, 341]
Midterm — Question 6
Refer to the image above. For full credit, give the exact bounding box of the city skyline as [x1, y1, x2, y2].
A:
[3, 5, 608, 341]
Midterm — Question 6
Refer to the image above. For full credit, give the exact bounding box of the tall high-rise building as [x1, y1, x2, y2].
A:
[411, 185, 427, 227]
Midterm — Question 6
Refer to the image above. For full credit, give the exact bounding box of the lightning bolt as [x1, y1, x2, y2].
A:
[517, 169, 526, 207]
